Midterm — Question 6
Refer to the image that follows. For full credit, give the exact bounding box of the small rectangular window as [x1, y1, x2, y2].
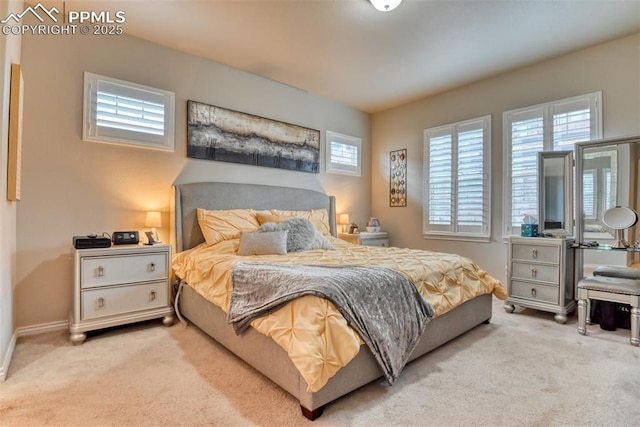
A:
[83, 72, 175, 151]
[326, 130, 361, 176]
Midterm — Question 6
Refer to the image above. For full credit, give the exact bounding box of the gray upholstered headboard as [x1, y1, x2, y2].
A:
[171, 182, 337, 252]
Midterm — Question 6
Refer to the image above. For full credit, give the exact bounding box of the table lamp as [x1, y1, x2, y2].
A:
[145, 211, 162, 243]
[338, 213, 350, 233]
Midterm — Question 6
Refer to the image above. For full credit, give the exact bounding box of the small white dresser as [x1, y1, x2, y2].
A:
[70, 244, 174, 344]
[338, 231, 389, 247]
[504, 236, 575, 323]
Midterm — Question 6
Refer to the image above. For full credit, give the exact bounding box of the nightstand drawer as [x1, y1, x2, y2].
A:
[511, 243, 559, 264]
[511, 262, 559, 283]
[81, 253, 168, 288]
[511, 280, 559, 304]
[362, 238, 389, 247]
[82, 281, 168, 320]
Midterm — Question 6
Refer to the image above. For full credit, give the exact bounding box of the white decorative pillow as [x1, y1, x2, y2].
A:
[237, 231, 288, 256]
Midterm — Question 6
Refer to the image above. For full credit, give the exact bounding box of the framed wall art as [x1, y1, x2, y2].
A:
[390, 148, 406, 207]
[187, 100, 320, 173]
[7, 63, 23, 201]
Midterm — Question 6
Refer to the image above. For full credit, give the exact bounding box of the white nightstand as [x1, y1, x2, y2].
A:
[338, 232, 389, 247]
[69, 243, 174, 345]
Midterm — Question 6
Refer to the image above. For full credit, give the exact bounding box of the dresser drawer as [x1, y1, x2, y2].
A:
[511, 262, 560, 284]
[81, 253, 168, 288]
[511, 243, 559, 264]
[511, 262, 559, 283]
[511, 280, 559, 304]
[82, 281, 168, 320]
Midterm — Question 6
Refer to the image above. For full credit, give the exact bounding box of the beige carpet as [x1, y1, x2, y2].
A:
[2, 297, 639, 426]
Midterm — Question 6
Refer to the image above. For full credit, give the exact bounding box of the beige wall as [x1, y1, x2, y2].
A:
[16, 32, 371, 327]
[371, 33, 640, 282]
[0, 0, 23, 380]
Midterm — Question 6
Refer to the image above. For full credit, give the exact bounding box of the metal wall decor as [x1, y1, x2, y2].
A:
[187, 100, 320, 173]
[390, 148, 407, 207]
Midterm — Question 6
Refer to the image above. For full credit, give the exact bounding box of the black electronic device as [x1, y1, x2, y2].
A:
[113, 231, 139, 245]
[73, 235, 111, 249]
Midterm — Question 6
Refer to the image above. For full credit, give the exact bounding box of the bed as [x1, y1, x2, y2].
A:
[170, 181, 506, 420]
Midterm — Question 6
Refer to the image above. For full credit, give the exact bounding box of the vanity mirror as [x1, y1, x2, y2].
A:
[537, 150, 573, 236]
[575, 135, 640, 277]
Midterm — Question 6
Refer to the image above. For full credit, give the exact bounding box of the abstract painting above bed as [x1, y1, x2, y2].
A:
[186, 100, 320, 173]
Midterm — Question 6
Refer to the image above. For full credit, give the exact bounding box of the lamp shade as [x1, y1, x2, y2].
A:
[370, 0, 402, 12]
[145, 211, 162, 228]
[338, 213, 350, 225]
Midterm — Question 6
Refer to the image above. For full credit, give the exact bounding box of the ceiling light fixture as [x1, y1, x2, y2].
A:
[369, 0, 402, 12]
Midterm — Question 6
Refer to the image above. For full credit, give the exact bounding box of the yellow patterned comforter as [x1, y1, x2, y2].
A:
[172, 238, 506, 392]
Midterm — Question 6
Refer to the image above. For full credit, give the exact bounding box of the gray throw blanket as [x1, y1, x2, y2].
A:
[228, 263, 434, 385]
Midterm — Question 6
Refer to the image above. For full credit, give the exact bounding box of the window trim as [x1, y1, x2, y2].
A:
[325, 130, 362, 176]
[501, 91, 602, 239]
[423, 115, 492, 243]
[82, 72, 175, 152]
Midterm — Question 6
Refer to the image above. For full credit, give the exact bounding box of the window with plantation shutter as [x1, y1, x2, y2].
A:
[83, 72, 175, 151]
[326, 130, 361, 176]
[423, 115, 491, 241]
[583, 169, 597, 220]
[503, 92, 602, 237]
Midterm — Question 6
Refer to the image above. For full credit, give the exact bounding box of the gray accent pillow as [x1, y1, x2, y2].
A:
[237, 230, 288, 256]
[311, 229, 335, 250]
[259, 217, 317, 252]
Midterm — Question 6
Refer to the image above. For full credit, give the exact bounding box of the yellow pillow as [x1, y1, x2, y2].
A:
[268, 209, 332, 236]
[255, 211, 285, 225]
[197, 208, 260, 246]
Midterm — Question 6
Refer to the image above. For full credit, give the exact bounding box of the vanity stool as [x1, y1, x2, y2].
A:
[577, 275, 640, 346]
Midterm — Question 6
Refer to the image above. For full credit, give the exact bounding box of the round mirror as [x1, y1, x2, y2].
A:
[603, 206, 638, 248]
[603, 206, 638, 230]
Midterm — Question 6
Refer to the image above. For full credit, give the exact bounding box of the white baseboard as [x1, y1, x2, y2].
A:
[16, 320, 69, 337]
[0, 320, 68, 382]
[0, 332, 17, 383]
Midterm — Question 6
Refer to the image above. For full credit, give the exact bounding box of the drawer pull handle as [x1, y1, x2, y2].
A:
[149, 291, 156, 302]
[531, 267, 537, 277]
[531, 248, 538, 258]
[96, 297, 105, 309]
[149, 262, 156, 272]
[97, 266, 104, 277]
[531, 288, 536, 297]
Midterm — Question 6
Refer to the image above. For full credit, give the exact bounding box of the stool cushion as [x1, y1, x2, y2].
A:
[578, 276, 640, 296]
[593, 265, 640, 280]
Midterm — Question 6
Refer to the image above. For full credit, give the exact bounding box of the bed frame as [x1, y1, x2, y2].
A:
[171, 182, 493, 420]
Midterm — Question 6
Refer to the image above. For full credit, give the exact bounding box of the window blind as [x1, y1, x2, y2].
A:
[424, 116, 490, 240]
[326, 130, 361, 176]
[83, 72, 175, 151]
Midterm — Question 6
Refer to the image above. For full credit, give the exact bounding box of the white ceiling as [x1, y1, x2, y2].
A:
[43, 0, 640, 113]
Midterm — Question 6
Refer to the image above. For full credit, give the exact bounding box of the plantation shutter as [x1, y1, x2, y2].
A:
[427, 130, 453, 228]
[424, 116, 490, 240]
[83, 72, 175, 151]
[509, 108, 544, 229]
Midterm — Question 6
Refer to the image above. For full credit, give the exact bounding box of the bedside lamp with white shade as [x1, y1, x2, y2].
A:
[338, 213, 350, 233]
[145, 211, 162, 243]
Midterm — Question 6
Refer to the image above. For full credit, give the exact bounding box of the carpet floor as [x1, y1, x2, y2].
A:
[1, 297, 639, 426]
